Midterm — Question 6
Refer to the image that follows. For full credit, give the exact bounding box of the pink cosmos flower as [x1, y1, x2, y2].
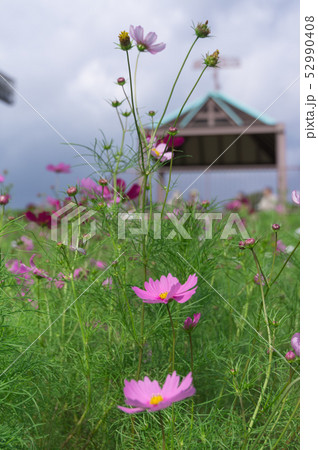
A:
[132, 273, 198, 304]
[6, 254, 51, 281]
[79, 177, 140, 202]
[102, 277, 113, 288]
[54, 272, 67, 289]
[161, 133, 185, 148]
[0, 174, 4, 183]
[29, 254, 52, 280]
[291, 332, 300, 357]
[74, 267, 89, 280]
[225, 199, 242, 211]
[276, 239, 286, 254]
[12, 236, 34, 251]
[90, 259, 107, 269]
[254, 273, 265, 286]
[291, 190, 300, 205]
[118, 371, 195, 414]
[21, 236, 34, 251]
[184, 313, 201, 331]
[47, 196, 61, 209]
[46, 162, 71, 173]
[151, 143, 172, 162]
[129, 25, 166, 55]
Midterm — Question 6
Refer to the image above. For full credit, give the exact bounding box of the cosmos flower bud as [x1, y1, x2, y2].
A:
[272, 223, 280, 231]
[183, 313, 201, 332]
[118, 31, 132, 50]
[121, 111, 131, 117]
[285, 351, 296, 361]
[204, 50, 219, 67]
[245, 238, 255, 248]
[148, 110, 156, 117]
[201, 200, 210, 208]
[194, 20, 211, 38]
[0, 194, 9, 205]
[117, 77, 126, 86]
[168, 127, 178, 136]
[238, 240, 245, 249]
[99, 178, 108, 186]
[67, 186, 77, 196]
[111, 99, 123, 108]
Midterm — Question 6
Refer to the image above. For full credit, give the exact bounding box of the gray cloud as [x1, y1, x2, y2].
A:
[0, 0, 299, 207]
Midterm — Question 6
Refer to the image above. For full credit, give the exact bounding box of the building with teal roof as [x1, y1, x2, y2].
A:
[153, 91, 286, 203]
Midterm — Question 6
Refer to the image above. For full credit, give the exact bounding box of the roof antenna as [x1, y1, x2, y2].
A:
[193, 57, 240, 91]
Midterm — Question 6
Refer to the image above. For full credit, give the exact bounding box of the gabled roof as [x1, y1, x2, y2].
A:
[155, 91, 276, 129]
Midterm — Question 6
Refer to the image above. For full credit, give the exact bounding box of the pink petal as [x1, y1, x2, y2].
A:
[126, 184, 141, 199]
[147, 42, 166, 55]
[177, 274, 198, 293]
[161, 371, 180, 397]
[130, 25, 144, 43]
[117, 405, 145, 414]
[131, 286, 158, 301]
[144, 31, 157, 46]
[173, 287, 197, 303]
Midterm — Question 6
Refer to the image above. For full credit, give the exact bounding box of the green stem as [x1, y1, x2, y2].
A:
[189, 333, 194, 430]
[62, 276, 91, 447]
[136, 303, 145, 381]
[160, 145, 174, 219]
[158, 411, 166, 450]
[154, 37, 199, 133]
[268, 232, 278, 283]
[247, 250, 272, 435]
[265, 241, 300, 296]
[251, 249, 269, 288]
[272, 397, 300, 450]
[125, 51, 146, 173]
[189, 333, 194, 375]
[250, 377, 300, 450]
[233, 378, 247, 436]
[166, 303, 176, 372]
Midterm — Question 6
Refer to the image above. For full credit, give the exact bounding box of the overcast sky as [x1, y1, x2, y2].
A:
[0, 0, 299, 208]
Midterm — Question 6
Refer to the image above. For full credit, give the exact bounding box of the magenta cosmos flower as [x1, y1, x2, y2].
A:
[25, 210, 52, 228]
[129, 25, 166, 54]
[184, 313, 201, 331]
[46, 162, 71, 173]
[132, 273, 198, 304]
[291, 332, 300, 357]
[118, 371, 195, 414]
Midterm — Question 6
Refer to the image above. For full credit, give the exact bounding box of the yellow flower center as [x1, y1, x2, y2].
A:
[152, 148, 160, 156]
[150, 394, 164, 406]
[118, 31, 129, 41]
[159, 292, 168, 300]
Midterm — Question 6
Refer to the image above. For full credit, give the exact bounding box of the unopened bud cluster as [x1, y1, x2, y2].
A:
[195, 20, 211, 38]
[204, 50, 219, 67]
